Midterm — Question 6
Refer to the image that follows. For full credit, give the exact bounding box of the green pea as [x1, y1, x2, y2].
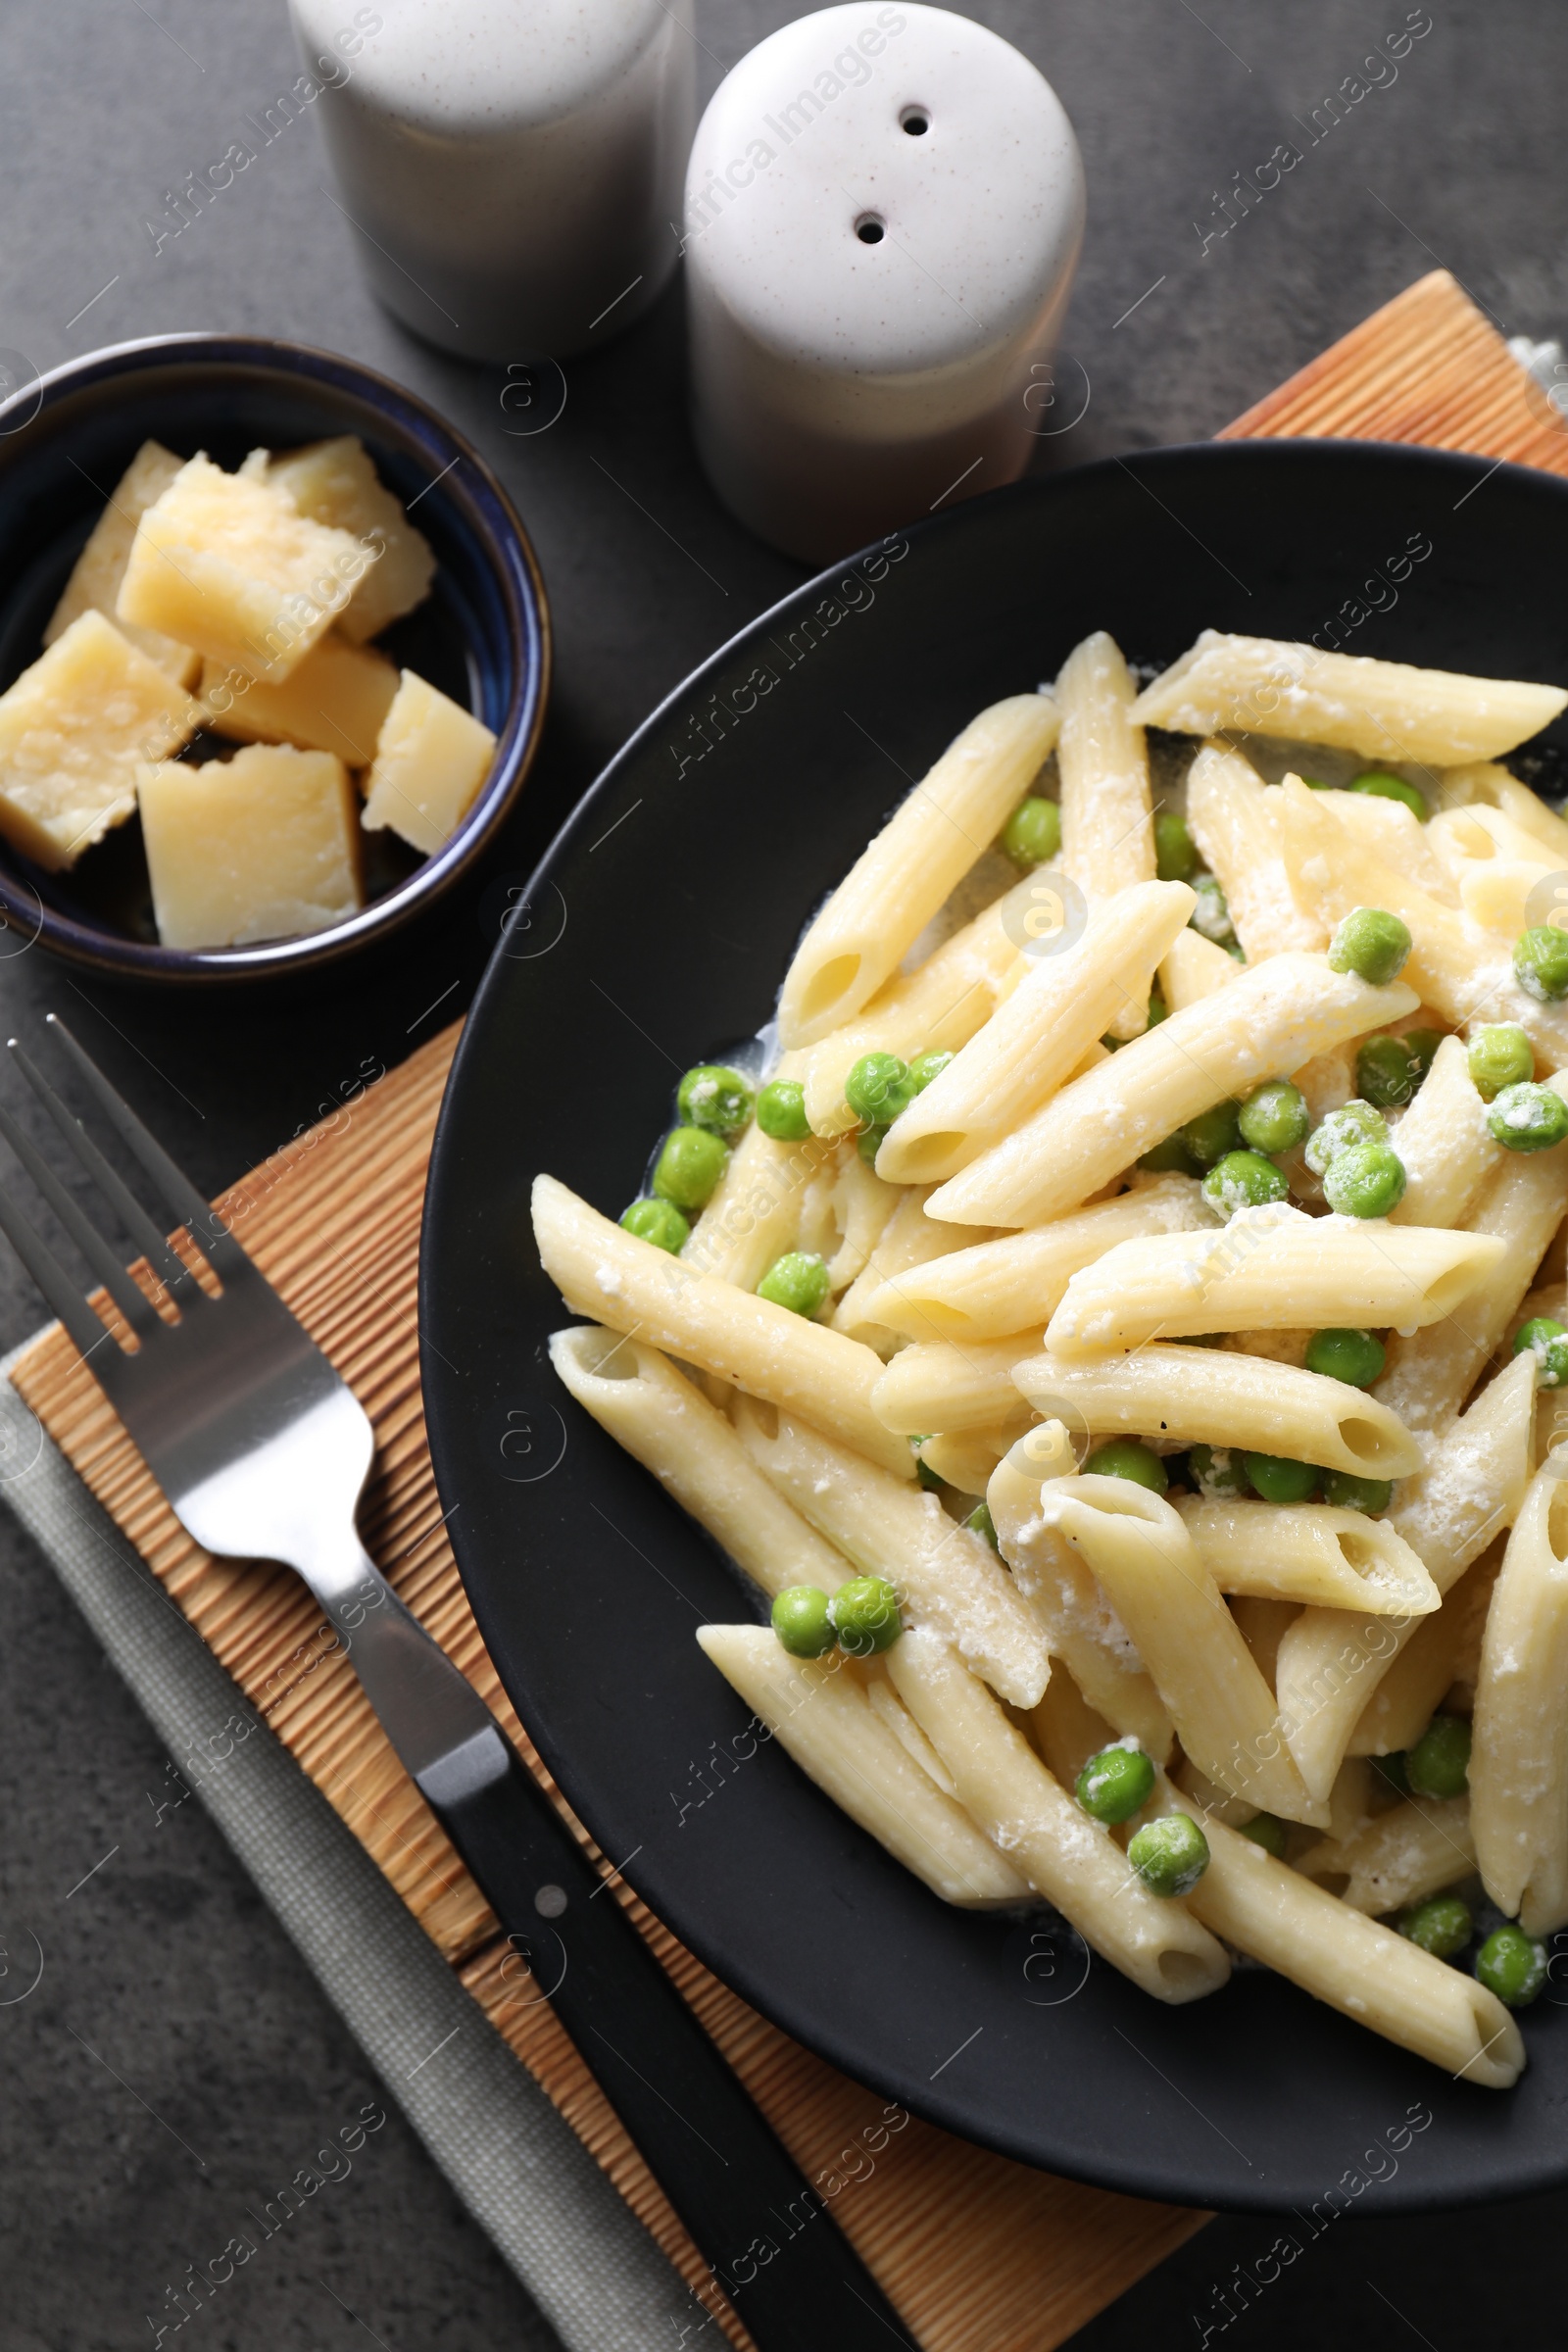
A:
[1190, 874, 1235, 946]
[1181, 1100, 1244, 1169]
[677, 1063, 753, 1136]
[1084, 1439, 1168, 1493]
[1406, 1712, 1471, 1799]
[1321, 1469, 1394, 1514]
[1001, 795, 1061, 865]
[830, 1574, 902, 1655]
[757, 1078, 810, 1140]
[1513, 924, 1568, 1003]
[845, 1053, 914, 1125]
[965, 1501, 1000, 1550]
[1327, 906, 1413, 987]
[771, 1585, 836, 1657]
[1304, 1327, 1386, 1388]
[1398, 1894, 1473, 1959]
[1127, 1812, 1210, 1897]
[1154, 811, 1200, 883]
[1357, 1034, 1423, 1110]
[1075, 1741, 1155, 1825]
[1189, 1443, 1250, 1499]
[1237, 1812, 1288, 1858]
[1467, 1023, 1534, 1102]
[1147, 989, 1169, 1028]
[756, 1251, 831, 1317]
[1242, 1451, 1318, 1504]
[1476, 1922, 1547, 2007]
[653, 1125, 729, 1210]
[1350, 768, 1429, 821]
[906, 1049, 953, 1094]
[1322, 1141, 1407, 1218]
[1404, 1029, 1444, 1082]
[1513, 1315, 1568, 1388]
[619, 1196, 690, 1253]
[1304, 1099, 1389, 1176]
[1137, 1133, 1200, 1175]
[858, 1123, 889, 1165]
[1237, 1079, 1309, 1155]
[1487, 1080, 1568, 1153]
[1201, 1149, 1290, 1218]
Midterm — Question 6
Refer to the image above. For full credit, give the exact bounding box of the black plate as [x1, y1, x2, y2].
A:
[422, 440, 1568, 2215]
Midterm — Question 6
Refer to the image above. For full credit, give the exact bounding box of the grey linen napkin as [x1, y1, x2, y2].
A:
[0, 1341, 694, 2351]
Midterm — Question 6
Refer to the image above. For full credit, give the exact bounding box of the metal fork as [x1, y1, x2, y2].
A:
[0, 1016, 906, 2351]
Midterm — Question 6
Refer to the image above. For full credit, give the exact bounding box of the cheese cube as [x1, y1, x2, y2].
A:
[139, 744, 363, 949]
[0, 610, 198, 870]
[361, 671, 497, 856]
[269, 437, 435, 643]
[45, 441, 201, 687]
[118, 454, 368, 682]
[200, 633, 399, 763]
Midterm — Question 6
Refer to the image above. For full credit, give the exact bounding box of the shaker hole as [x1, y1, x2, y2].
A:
[901, 108, 929, 135]
[857, 215, 886, 244]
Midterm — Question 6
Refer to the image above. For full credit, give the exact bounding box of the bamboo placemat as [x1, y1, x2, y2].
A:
[12, 268, 1563, 2352]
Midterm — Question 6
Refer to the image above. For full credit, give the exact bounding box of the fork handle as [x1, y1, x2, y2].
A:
[330, 1575, 907, 2349]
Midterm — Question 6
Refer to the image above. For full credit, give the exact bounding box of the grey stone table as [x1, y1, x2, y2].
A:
[0, 1, 1563, 2343]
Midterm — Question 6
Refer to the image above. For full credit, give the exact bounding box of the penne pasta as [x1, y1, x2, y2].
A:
[1184, 742, 1327, 959]
[831, 1186, 994, 1353]
[730, 1398, 1050, 1707]
[863, 1175, 1209, 1344]
[1030, 1660, 1115, 1788]
[1037, 1478, 1321, 1821]
[926, 952, 1420, 1229]
[1045, 1207, 1504, 1358]
[1295, 1797, 1477, 1916]
[1436, 760, 1568, 864]
[915, 1424, 1027, 1495]
[887, 1629, 1230, 1999]
[1386, 1033, 1497, 1229]
[1174, 1498, 1439, 1616]
[1347, 1543, 1502, 1756]
[696, 1627, 1031, 1907]
[1471, 1469, 1568, 1935]
[1230, 1596, 1299, 1690]
[1320, 787, 1459, 906]
[876, 879, 1195, 1183]
[1012, 1344, 1424, 1478]
[778, 694, 1059, 1047]
[532, 1174, 915, 1478]
[1156, 923, 1240, 1011]
[872, 1331, 1048, 1436]
[550, 1326, 850, 1597]
[684, 1063, 835, 1289]
[1054, 631, 1156, 908]
[1130, 629, 1566, 765]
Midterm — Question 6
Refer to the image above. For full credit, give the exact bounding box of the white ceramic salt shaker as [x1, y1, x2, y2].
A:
[683, 3, 1084, 564]
[290, 0, 697, 363]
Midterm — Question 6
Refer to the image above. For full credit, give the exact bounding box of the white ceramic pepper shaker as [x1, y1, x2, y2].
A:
[291, 0, 697, 363]
[683, 2, 1084, 564]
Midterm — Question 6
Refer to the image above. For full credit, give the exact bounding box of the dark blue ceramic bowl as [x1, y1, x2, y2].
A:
[0, 335, 549, 981]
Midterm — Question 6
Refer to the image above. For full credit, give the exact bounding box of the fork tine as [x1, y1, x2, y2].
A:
[9, 1038, 191, 1294]
[0, 1097, 159, 1334]
[0, 1174, 120, 1364]
[44, 1017, 220, 1242]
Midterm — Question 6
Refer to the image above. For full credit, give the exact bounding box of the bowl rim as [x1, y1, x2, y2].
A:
[0, 331, 551, 983]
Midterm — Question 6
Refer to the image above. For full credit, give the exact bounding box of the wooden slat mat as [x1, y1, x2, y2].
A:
[13, 268, 1562, 2352]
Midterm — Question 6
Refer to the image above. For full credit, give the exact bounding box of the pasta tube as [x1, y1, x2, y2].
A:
[548, 1328, 849, 1597]
[1047, 1207, 1503, 1357]
[1175, 1498, 1439, 1616]
[915, 1424, 1027, 1495]
[532, 1175, 914, 1478]
[1130, 630, 1566, 765]
[1296, 1797, 1477, 1916]
[872, 1332, 1048, 1436]
[731, 1399, 1050, 1708]
[1030, 1660, 1115, 1788]
[778, 694, 1059, 1047]
[683, 1056, 834, 1289]
[1038, 1478, 1321, 1822]
[1184, 742, 1326, 959]
[1437, 760, 1568, 864]
[927, 952, 1419, 1229]
[863, 1176, 1209, 1344]
[1347, 1545, 1502, 1756]
[887, 1629, 1230, 2000]
[831, 1186, 993, 1353]
[1054, 631, 1156, 903]
[988, 1446, 1175, 1758]
[1322, 787, 1459, 905]
[1471, 1469, 1568, 1935]
[696, 1628, 1031, 1907]
[1386, 1034, 1496, 1229]
[1157, 925, 1240, 1011]
[876, 880, 1195, 1183]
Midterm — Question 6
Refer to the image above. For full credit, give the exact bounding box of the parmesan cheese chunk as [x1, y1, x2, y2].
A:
[118, 454, 368, 681]
[45, 441, 201, 686]
[0, 610, 198, 870]
[361, 670, 496, 855]
[268, 437, 435, 643]
[140, 744, 363, 948]
[200, 633, 399, 762]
